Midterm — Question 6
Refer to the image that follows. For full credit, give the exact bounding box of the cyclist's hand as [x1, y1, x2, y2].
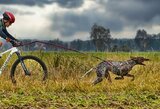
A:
[5, 38, 22, 47]
[6, 38, 11, 42]
[0, 42, 3, 47]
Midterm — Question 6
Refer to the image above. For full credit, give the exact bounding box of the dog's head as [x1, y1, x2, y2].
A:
[130, 56, 150, 66]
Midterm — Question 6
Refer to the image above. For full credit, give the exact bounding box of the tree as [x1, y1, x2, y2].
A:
[90, 24, 111, 51]
[135, 29, 150, 51]
[111, 45, 118, 52]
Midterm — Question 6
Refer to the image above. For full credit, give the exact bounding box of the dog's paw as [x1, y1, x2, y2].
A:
[115, 77, 124, 80]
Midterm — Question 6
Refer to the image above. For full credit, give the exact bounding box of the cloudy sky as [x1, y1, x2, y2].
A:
[0, 0, 160, 41]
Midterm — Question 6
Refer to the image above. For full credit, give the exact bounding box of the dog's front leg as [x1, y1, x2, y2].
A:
[126, 74, 135, 81]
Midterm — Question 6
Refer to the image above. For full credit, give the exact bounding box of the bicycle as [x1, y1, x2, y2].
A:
[0, 40, 48, 84]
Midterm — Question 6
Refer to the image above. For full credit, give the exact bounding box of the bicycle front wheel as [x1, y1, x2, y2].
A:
[10, 55, 48, 84]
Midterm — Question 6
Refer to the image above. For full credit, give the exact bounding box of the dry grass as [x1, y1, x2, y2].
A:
[0, 52, 159, 108]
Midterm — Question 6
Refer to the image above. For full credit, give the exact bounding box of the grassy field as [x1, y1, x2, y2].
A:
[0, 51, 159, 108]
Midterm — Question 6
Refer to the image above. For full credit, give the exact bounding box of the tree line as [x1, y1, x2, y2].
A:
[90, 24, 160, 52]
[2, 24, 160, 52]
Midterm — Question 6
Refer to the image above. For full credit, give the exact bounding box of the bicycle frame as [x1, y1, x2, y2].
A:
[0, 46, 31, 77]
[0, 47, 20, 75]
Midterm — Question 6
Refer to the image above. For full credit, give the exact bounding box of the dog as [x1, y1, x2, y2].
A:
[81, 57, 150, 85]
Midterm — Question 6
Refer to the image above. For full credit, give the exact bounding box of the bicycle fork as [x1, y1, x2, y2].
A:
[16, 52, 31, 76]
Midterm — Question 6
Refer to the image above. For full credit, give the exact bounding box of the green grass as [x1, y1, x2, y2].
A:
[0, 52, 159, 108]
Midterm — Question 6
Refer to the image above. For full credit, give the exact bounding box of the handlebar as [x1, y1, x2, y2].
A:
[7, 39, 23, 47]
[8, 39, 38, 47]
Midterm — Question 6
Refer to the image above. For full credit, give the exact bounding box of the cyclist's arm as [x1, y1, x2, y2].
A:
[0, 27, 19, 45]
[1, 28, 17, 41]
[0, 27, 8, 39]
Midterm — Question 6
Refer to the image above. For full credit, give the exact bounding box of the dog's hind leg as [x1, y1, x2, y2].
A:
[126, 74, 135, 81]
[92, 69, 103, 85]
[92, 77, 103, 85]
[105, 70, 112, 83]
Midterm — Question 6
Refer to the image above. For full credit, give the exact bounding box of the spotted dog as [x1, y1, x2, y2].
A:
[82, 57, 150, 85]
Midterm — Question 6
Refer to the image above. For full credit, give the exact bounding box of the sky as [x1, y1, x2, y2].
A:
[0, 0, 160, 41]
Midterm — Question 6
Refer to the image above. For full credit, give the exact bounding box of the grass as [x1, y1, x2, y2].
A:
[0, 51, 159, 108]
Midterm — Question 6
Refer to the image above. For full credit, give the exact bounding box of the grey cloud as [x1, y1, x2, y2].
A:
[50, 10, 124, 37]
[0, 0, 84, 8]
[51, 13, 90, 37]
[105, 0, 160, 25]
[55, 0, 84, 8]
[50, 0, 160, 37]
[0, 7, 35, 15]
[0, 0, 53, 7]
[2, 0, 159, 39]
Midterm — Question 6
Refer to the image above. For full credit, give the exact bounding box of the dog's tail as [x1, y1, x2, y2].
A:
[80, 67, 96, 79]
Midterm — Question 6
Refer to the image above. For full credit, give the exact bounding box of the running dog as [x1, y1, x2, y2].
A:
[81, 57, 150, 85]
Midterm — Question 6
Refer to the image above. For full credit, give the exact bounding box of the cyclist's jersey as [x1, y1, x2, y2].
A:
[0, 19, 17, 41]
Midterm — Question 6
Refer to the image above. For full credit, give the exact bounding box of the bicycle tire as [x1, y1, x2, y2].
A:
[10, 55, 48, 84]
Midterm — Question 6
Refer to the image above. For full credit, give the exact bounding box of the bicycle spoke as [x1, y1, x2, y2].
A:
[10, 56, 47, 84]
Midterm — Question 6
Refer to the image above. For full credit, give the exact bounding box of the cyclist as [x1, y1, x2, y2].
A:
[0, 11, 21, 46]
